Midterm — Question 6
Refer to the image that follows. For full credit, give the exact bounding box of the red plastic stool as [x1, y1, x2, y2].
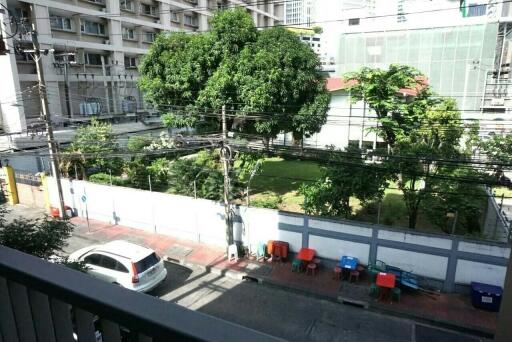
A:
[349, 270, 360, 283]
[306, 263, 317, 276]
[333, 266, 342, 280]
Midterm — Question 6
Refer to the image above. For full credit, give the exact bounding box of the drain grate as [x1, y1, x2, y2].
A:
[167, 245, 193, 258]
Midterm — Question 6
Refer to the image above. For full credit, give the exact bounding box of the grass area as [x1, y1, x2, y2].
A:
[492, 186, 512, 198]
[248, 158, 440, 233]
[251, 157, 322, 194]
[248, 157, 322, 212]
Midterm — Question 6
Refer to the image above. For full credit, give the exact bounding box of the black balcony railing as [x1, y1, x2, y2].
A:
[0, 245, 284, 342]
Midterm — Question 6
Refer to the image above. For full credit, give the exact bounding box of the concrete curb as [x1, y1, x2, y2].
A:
[369, 302, 495, 339]
[164, 256, 249, 281]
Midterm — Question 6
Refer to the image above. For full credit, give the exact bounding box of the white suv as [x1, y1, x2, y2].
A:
[69, 240, 167, 293]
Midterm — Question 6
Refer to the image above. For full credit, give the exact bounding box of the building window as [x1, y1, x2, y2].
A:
[14, 8, 29, 21]
[15, 52, 33, 62]
[140, 3, 158, 16]
[467, 4, 487, 17]
[122, 95, 137, 113]
[184, 15, 198, 27]
[120, 0, 135, 11]
[122, 27, 135, 40]
[50, 16, 72, 31]
[84, 53, 103, 66]
[81, 20, 106, 35]
[88, 0, 105, 4]
[54, 52, 75, 63]
[349, 18, 360, 26]
[171, 12, 179, 23]
[143, 32, 155, 43]
[124, 56, 137, 68]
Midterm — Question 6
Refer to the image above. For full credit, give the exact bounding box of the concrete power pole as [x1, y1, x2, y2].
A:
[31, 26, 66, 218]
[221, 105, 233, 246]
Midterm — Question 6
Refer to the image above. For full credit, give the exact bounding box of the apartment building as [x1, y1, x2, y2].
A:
[0, 0, 283, 133]
[284, 0, 315, 27]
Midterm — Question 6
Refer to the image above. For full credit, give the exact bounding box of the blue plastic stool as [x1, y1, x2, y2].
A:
[291, 259, 302, 272]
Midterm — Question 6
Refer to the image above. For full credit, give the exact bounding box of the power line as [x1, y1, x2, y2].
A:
[19, 0, 512, 35]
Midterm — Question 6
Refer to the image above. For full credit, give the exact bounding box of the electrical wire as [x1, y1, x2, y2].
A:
[22, 0, 512, 35]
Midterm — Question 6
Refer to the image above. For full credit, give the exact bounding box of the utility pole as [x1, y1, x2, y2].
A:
[31, 25, 66, 218]
[221, 105, 233, 246]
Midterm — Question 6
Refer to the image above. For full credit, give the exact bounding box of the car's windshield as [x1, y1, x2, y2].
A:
[134, 252, 159, 273]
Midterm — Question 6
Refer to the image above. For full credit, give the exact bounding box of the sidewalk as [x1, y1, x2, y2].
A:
[69, 217, 498, 337]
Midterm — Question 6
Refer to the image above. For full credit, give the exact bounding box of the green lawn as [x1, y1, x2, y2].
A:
[248, 157, 322, 211]
[251, 157, 322, 194]
[492, 186, 512, 198]
[247, 158, 440, 233]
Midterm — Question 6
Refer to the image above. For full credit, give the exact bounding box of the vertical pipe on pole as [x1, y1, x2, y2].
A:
[450, 210, 458, 235]
[221, 105, 232, 246]
[30, 21, 65, 218]
[63, 56, 72, 118]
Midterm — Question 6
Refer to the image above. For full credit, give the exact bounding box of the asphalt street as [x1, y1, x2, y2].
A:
[147, 262, 483, 342]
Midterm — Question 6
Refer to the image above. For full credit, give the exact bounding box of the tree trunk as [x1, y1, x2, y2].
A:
[342, 198, 351, 219]
[81, 165, 87, 181]
[408, 207, 418, 229]
[262, 136, 270, 153]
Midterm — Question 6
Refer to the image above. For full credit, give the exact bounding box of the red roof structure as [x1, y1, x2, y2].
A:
[326, 76, 429, 96]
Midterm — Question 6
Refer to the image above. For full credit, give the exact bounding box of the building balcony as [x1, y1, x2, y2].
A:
[0, 245, 282, 342]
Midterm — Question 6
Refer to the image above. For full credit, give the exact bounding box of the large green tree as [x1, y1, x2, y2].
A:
[480, 133, 512, 183]
[421, 167, 489, 234]
[299, 146, 388, 218]
[346, 65, 484, 229]
[388, 99, 467, 229]
[345, 64, 439, 147]
[139, 9, 330, 148]
[60, 118, 122, 179]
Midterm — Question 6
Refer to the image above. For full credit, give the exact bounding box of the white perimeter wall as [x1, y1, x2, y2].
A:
[47, 178, 509, 288]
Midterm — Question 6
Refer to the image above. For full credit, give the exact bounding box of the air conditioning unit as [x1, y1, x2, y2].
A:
[103, 39, 110, 44]
[491, 98, 505, 106]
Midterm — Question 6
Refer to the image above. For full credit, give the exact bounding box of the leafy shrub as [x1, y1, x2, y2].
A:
[89, 173, 125, 186]
[251, 192, 282, 209]
[380, 196, 406, 226]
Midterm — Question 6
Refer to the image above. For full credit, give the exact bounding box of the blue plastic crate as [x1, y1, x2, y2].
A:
[470, 282, 503, 312]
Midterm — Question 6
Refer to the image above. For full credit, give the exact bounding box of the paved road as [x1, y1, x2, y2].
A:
[148, 262, 481, 342]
